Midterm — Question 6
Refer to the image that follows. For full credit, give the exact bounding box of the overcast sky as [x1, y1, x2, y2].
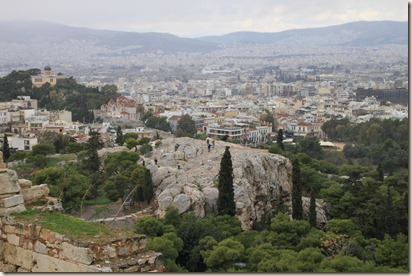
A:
[1, 0, 408, 37]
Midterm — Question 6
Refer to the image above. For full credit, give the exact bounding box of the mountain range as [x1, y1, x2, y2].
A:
[0, 20, 407, 53]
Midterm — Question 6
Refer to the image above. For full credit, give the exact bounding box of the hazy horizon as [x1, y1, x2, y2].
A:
[0, 0, 407, 37]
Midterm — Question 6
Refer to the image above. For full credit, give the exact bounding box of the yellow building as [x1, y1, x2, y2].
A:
[31, 66, 65, 88]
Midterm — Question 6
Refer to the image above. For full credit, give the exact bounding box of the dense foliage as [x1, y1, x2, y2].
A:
[0, 69, 120, 122]
[175, 114, 197, 137]
[134, 207, 408, 272]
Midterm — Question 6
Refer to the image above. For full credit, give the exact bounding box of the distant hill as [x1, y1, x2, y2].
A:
[0, 21, 217, 53]
[198, 21, 407, 46]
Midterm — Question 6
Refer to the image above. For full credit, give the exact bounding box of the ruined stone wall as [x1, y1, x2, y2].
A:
[0, 216, 164, 272]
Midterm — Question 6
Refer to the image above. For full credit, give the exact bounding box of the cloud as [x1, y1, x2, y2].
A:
[0, 0, 407, 36]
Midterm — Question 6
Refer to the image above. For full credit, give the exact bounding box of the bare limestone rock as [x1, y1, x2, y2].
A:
[149, 137, 294, 230]
[21, 184, 49, 204]
[0, 169, 21, 195]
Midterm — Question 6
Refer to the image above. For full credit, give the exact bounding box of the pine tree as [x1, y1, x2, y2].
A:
[217, 146, 236, 216]
[2, 133, 10, 162]
[277, 129, 284, 151]
[292, 159, 303, 220]
[309, 191, 317, 227]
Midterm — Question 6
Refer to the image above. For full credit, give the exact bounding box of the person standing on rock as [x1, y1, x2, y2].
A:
[154, 158, 158, 166]
[208, 143, 212, 152]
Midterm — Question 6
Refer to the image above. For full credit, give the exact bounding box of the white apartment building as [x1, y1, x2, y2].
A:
[0, 109, 10, 124]
[9, 135, 38, 151]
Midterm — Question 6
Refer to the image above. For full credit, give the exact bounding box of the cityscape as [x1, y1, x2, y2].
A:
[0, 1, 408, 273]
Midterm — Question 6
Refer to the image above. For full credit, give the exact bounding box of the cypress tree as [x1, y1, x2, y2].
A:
[377, 163, 384, 182]
[277, 129, 285, 151]
[143, 168, 154, 202]
[2, 133, 10, 162]
[217, 146, 236, 216]
[115, 126, 124, 146]
[292, 158, 303, 220]
[309, 191, 317, 227]
[84, 130, 103, 172]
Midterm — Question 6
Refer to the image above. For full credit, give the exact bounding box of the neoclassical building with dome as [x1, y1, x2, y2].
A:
[31, 66, 66, 88]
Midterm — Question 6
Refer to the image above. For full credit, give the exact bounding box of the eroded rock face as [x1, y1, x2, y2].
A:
[145, 137, 293, 230]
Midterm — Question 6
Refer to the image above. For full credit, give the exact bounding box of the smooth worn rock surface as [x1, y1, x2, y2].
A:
[147, 137, 293, 230]
[0, 194, 24, 208]
[21, 184, 49, 204]
[0, 169, 21, 195]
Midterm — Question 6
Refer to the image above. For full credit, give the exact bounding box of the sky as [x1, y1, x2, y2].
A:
[1, 0, 408, 37]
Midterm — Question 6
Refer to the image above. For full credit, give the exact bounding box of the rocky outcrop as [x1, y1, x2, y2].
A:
[143, 137, 294, 230]
[142, 137, 328, 230]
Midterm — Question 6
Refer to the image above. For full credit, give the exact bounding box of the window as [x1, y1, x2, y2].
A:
[24, 140, 30, 145]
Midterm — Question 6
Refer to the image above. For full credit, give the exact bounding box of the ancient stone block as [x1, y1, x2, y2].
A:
[60, 242, 95, 265]
[7, 234, 19, 246]
[0, 169, 21, 194]
[18, 179, 32, 189]
[32, 252, 84, 272]
[20, 184, 49, 204]
[5, 244, 34, 271]
[0, 204, 26, 216]
[34, 241, 48, 254]
[0, 261, 17, 272]
[0, 194, 24, 208]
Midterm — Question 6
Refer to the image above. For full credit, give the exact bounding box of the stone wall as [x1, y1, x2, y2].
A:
[0, 216, 164, 272]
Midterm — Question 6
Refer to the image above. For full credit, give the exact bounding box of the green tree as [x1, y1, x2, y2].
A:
[83, 131, 103, 172]
[309, 192, 317, 227]
[125, 138, 138, 151]
[164, 206, 181, 228]
[217, 146, 236, 216]
[203, 238, 245, 272]
[298, 136, 323, 159]
[135, 217, 165, 237]
[142, 168, 154, 202]
[26, 154, 48, 168]
[2, 133, 10, 161]
[65, 142, 87, 154]
[175, 114, 197, 137]
[292, 159, 303, 220]
[115, 126, 124, 146]
[139, 143, 153, 155]
[268, 212, 312, 250]
[276, 129, 284, 151]
[53, 134, 69, 153]
[374, 234, 408, 269]
[145, 115, 171, 132]
[32, 143, 55, 156]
